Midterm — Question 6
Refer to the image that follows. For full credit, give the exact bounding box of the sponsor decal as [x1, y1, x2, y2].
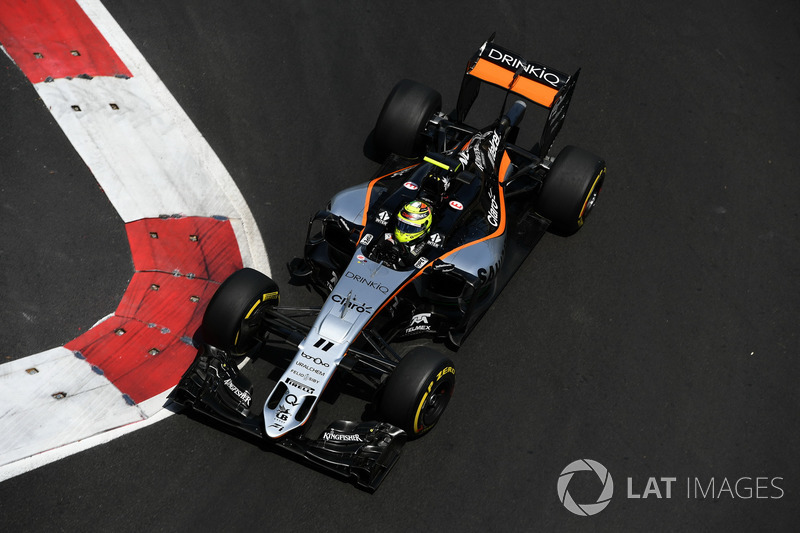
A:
[474, 149, 486, 171]
[286, 377, 315, 395]
[405, 312, 432, 335]
[223, 378, 251, 406]
[414, 257, 429, 269]
[485, 46, 564, 88]
[345, 270, 389, 293]
[331, 293, 373, 314]
[283, 393, 299, 406]
[290, 368, 320, 384]
[459, 131, 491, 172]
[301, 352, 330, 367]
[376, 211, 390, 225]
[487, 188, 500, 227]
[487, 132, 500, 167]
[478, 259, 502, 284]
[449, 200, 464, 211]
[403, 181, 419, 190]
[458, 150, 470, 169]
[357, 254, 367, 262]
[360, 233, 373, 245]
[296, 360, 326, 376]
[323, 432, 363, 442]
[275, 404, 290, 422]
[428, 233, 443, 248]
[409, 242, 425, 256]
[410, 313, 431, 325]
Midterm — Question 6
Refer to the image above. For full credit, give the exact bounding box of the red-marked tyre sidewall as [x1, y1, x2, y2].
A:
[201, 268, 279, 355]
[379, 347, 455, 438]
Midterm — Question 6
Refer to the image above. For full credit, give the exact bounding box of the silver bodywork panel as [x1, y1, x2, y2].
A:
[264, 249, 415, 437]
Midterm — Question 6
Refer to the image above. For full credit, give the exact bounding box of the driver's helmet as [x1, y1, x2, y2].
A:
[394, 200, 433, 244]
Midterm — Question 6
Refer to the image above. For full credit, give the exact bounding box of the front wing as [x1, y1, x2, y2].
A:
[167, 345, 406, 492]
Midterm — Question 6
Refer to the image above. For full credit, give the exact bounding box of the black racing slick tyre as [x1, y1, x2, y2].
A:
[374, 79, 442, 158]
[536, 145, 606, 236]
[379, 347, 455, 438]
[201, 268, 279, 355]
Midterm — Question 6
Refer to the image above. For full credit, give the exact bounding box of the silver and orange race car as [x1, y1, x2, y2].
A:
[168, 36, 606, 491]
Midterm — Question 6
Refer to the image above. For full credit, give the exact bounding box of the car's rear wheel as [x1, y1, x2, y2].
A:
[374, 79, 441, 158]
[536, 145, 606, 235]
[201, 268, 279, 355]
[379, 347, 455, 438]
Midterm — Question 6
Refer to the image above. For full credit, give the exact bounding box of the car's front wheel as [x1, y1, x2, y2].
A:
[379, 347, 455, 437]
[201, 268, 279, 355]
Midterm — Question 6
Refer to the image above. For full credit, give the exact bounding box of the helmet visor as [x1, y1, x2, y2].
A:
[396, 219, 426, 236]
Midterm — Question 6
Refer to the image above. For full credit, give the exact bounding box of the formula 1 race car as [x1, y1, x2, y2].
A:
[168, 36, 606, 491]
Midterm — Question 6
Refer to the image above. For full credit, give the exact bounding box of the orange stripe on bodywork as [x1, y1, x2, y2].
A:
[356, 163, 420, 242]
[362, 150, 512, 325]
[469, 58, 558, 108]
[359, 164, 420, 226]
[438, 150, 510, 258]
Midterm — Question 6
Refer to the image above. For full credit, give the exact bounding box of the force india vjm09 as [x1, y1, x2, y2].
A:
[169, 37, 606, 491]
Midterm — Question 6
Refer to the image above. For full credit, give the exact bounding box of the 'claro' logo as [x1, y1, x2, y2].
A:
[557, 459, 614, 516]
[331, 294, 373, 314]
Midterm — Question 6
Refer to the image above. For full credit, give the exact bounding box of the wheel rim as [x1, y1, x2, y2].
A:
[233, 302, 266, 354]
[579, 168, 605, 221]
[417, 381, 453, 432]
[584, 188, 599, 214]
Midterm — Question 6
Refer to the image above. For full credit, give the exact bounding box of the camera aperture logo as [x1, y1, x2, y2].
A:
[557, 459, 614, 516]
[557, 459, 785, 517]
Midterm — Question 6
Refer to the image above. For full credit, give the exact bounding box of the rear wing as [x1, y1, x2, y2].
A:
[456, 38, 580, 157]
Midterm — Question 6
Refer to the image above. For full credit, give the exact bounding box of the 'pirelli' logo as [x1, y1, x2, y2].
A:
[286, 377, 315, 395]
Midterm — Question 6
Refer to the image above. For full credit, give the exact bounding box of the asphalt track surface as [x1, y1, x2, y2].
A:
[1, 1, 798, 531]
